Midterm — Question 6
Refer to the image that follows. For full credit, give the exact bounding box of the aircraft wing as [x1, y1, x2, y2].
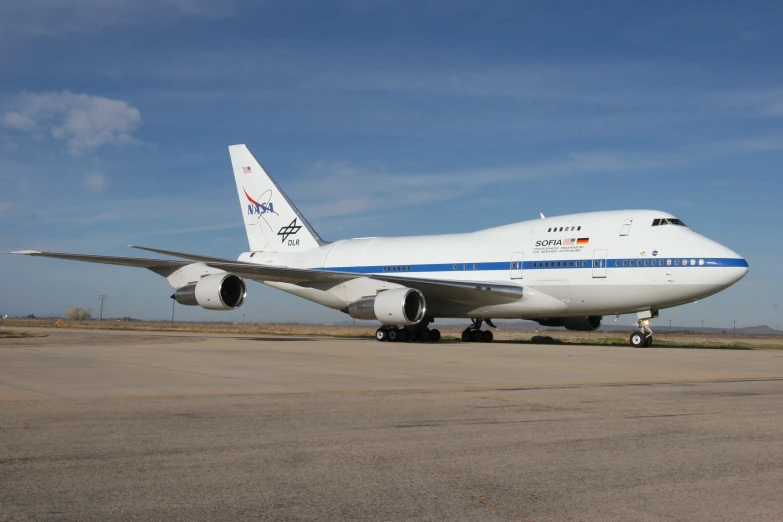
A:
[7, 250, 350, 285]
[7, 250, 523, 306]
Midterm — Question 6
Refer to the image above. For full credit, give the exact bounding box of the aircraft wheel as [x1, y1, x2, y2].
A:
[646, 335, 653, 347]
[376, 328, 388, 342]
[472, 330, 484, 342]
[629, 331, 647, 348]
[461, 330, 472, 342]
[388, 329, 400, 342]
[429, 329, 441, 342]
[481, 330, 494, 343]
[418, 329, 430, 342]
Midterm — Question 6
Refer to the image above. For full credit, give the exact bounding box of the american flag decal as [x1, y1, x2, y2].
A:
[563, 238, 576, 245]
[242, 166, 252, 174]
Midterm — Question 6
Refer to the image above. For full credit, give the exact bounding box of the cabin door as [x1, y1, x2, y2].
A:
[510, 252, 524, 279]
[592, 249, 608, 278]
[620, 218, 633, 236]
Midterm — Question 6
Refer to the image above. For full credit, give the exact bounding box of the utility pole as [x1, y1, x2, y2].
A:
[242, 313, 245, 323]
[98, 295, 107, 326]
[701, 319, 704, 334]
[669, 319, 672, 332]
[733, 320, 736, 337]
[171, 298, 175, 327]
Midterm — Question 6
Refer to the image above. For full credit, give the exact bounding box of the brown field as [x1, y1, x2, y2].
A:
[3, 317, 782, 349]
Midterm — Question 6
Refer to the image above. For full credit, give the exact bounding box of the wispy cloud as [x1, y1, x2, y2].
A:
[1, 91, 144, 155]
[0, 0, 237, 45]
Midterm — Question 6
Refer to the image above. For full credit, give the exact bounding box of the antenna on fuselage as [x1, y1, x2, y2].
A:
[539, 212, 546, 219]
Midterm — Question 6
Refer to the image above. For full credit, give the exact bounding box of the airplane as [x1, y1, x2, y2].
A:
[7, 144, 748, 347]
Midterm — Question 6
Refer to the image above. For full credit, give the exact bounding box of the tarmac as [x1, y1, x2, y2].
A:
[1, 328, 782, 521]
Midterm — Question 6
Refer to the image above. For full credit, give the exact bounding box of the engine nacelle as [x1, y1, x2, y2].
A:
[173, 273, 247, 310]
[347, 288, 426, 326]
[536, 316, 603, 331]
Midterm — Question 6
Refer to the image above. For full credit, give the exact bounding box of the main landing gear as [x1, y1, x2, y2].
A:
[375, 324, 441, 343]
[461, 318, 495, 343]
[629, 316, 654, 348]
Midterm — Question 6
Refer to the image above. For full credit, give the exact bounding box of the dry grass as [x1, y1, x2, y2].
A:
[0, 330, 49, 339]
[3, 318, 782, 349]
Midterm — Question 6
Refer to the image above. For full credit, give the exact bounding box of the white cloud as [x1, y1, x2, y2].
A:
[84, 170, 108, 192]
[1, 91, 143, 154]
[1, 111, 36, 131]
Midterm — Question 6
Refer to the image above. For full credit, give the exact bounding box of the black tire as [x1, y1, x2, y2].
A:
[388, 329, 399, 342]
[376, 328, 387, 342]
[629, 331, 647, 348]
[481, 330, 494, 343]
[461, 330, 472, 342]
[472, 330, 484, 342]
[418, 329, 430, 342]
[429, 329, 441, 342]
[646, 335, 653, 347]
[399, 329, 410, 342]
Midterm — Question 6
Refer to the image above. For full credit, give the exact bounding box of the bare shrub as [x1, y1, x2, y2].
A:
[65, 306, 93, 324]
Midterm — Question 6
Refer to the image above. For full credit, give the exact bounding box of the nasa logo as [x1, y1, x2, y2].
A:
[247, 202, 275, 215]
[244, 188, 278, 216]
[652, 250, 659, 257]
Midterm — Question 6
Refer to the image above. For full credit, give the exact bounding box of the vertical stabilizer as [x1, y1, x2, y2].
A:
[229, 144, 326, 252]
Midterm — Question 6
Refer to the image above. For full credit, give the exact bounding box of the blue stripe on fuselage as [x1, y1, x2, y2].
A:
[318, 257, 748, 274]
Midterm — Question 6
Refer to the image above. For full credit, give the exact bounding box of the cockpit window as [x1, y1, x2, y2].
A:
[652, 217, 687, 227]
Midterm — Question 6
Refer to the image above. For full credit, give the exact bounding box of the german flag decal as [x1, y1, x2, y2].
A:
[577, 238, 590, 245]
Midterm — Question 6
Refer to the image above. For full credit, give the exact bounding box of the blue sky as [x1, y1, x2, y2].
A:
[1, 0, 781, 329]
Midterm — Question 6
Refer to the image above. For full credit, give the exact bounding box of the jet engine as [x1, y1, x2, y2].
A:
[536, 316, 603, 331]
[173, 273, 247, 310]
[346, 288, 426, 325]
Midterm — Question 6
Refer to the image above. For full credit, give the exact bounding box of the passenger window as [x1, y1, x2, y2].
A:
[674, 259, 680, 266]
[682, 259, 688, 266]
[453, 264, 456, 270]
[547, 228, 551, 232]
[473, 264, 477, 270]
[559, 227, 563, 232]
[577, 226, 581, 231]
[667, 259, 672, 266]
[463, 264, 467, 270]
[699, 259, 704, 266]
[644, 260, 649, 266]
[690, 259, 696, 266]
[623, 260, 627, 266]
[570, 261, 574, 267]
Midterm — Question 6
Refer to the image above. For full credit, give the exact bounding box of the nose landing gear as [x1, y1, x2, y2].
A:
[461, 318, 495, 343]
[629, 317, 654, 347]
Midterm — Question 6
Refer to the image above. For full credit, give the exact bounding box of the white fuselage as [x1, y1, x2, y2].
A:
[237, 210, 748, 320]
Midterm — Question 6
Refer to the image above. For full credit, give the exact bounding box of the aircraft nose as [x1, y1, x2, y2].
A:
[713, 244, 749, 287]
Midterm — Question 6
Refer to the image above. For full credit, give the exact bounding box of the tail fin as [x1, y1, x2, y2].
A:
[229, 144, 326, 252]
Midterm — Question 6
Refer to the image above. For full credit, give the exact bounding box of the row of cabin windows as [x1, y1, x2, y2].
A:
[530, 260, 589, 268]
[547, 225, 582, 233]
[523, 258, 706, 269]
[453, 264, 479, 270]
[652, 218, 687, 227]
[383, 266, 411, 272]
[615, 258, 704, 267]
